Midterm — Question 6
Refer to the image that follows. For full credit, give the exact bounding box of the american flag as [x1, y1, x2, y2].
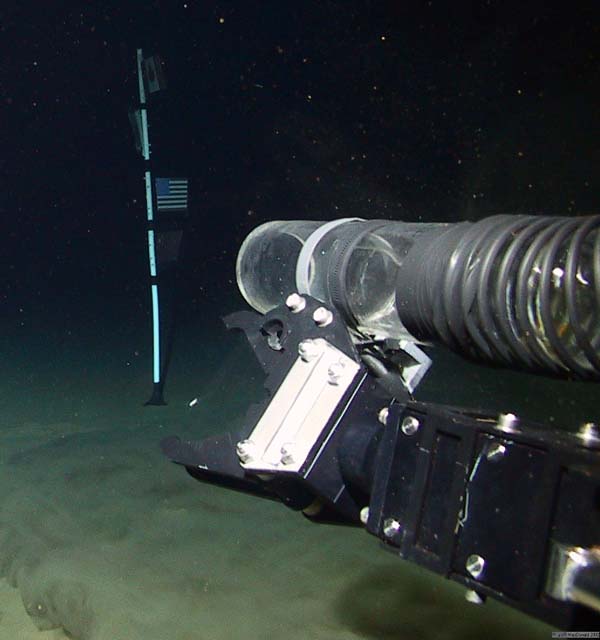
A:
[155, 178, 188, 213]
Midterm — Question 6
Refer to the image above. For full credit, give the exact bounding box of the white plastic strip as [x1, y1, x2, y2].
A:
[140, 108, 150, 160]
[295, 218, 363, 295]
[147, 229, 157, 277]
[144, 171, 154, 221]
[151, 284, 160, 383]
[136, 49, 151, 160]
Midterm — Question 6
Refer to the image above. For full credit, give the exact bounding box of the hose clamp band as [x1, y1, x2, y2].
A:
[295, 218, 363, 295]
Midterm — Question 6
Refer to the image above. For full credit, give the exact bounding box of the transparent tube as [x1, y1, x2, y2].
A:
[236, 215, 600, 379]
[236, 218, 451, 338]
[235, 220, 323, 314]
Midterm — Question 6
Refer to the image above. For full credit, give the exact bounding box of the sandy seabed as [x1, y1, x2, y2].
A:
[0, 310, 573, 640]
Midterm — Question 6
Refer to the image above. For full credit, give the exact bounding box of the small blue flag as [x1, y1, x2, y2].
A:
[155, 178, 188, 213]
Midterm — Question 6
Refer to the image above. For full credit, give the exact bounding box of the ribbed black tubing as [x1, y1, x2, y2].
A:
[395, 215, 600, 379]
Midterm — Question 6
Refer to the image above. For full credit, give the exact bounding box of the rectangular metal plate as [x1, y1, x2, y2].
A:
[241, 339, 360, 473]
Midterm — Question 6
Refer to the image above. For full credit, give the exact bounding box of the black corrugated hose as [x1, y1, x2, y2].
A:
[395, 215, 600, 379]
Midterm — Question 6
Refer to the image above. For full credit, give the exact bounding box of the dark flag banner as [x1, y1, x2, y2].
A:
[128, 110, 143, 155]
[141, 54, 167, 94]
[155, 229, 184, 271]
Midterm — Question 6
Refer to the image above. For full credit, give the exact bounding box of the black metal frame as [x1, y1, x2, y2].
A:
[161, 296, 600, 630]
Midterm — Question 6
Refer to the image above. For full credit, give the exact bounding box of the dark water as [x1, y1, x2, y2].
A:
[1, 2, 598, 638]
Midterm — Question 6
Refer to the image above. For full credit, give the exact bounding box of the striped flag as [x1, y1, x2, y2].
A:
[155, 178, 188, 214]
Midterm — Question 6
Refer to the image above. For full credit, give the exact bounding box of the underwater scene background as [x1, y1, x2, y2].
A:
[1, 2, 598, 638]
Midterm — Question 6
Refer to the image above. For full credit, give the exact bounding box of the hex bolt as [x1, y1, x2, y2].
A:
[286, 293, 306, 313]
[465, 589, 486, 605]
[497, 412, 519, 432]
[378, 407, 389, 426]
[280, 443, 295, 465]
[466, 554, 486, 579]
[327, 361, 345, 385]
[298, 339, 322, 362]
[383, 518, 402, 539]
[486, 442, 506, 462]
[313, 306, 333, 327]
[236, 439, 255, 463]
[401, 415, 420, 436]
[359, 507, 370, 525]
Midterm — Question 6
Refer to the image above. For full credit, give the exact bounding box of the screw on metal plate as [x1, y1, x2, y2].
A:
[497, 412, 519, 433]
[327, 361, 345, 385]
[378, 407, 389, 426]
[401, 415, 420, 436]
[486, 442, 506, 462]
[298, 339, 323, 362]
[286, 292, 306, 313]
[280, 443, 295, 465]
[466, 554, 486, 579]
[236, 439, 256, 463]
[313, 306, 333, 327]
[465, 589, 486, 605]
[383, 518, 402, 539]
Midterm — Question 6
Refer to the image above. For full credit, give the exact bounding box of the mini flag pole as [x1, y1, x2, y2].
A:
[130, 48, 188, 406]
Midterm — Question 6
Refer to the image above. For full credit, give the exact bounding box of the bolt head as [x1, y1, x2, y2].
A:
[313, 306, 333, 327]
[236, 439, 255, 463]
[286, 293, 306, 313]
[486, 442, 506, 462]
[280, 443, 295, 465]
[359, 507, 370, 525]
[298, 339, 322, 362]
[401, 415, 420, 436]
[383, 518, 402, 539]
[378, 407, 389, 426]
[466, 554, 485, 579]
[327, 361, 345, 385]
[497, 412, 519, 432]
[465, 589, 486, 605]
[578, 422, 600, 448]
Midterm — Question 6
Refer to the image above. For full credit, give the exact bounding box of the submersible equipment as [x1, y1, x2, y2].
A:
[237, 214, 600, 379]
[163, 213, 600, 631]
